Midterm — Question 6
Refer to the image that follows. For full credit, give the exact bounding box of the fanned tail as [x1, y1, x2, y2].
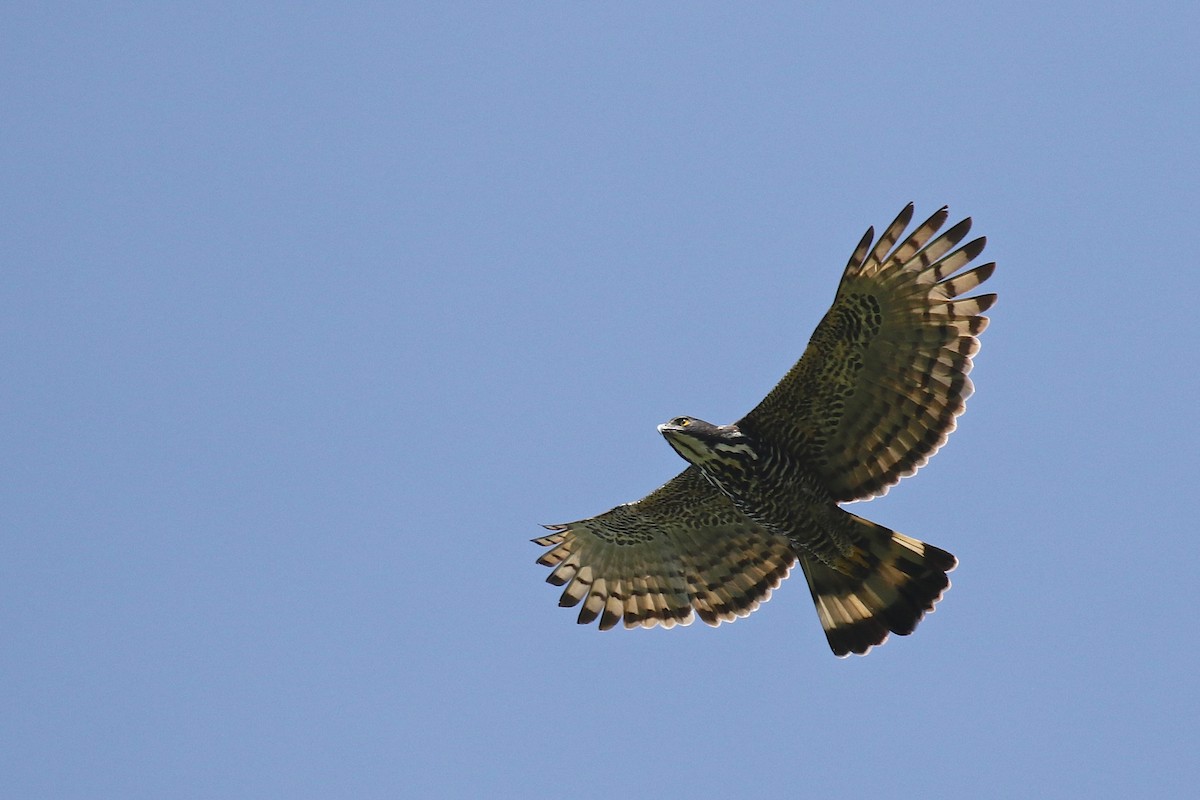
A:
[800, 512, 956, 657]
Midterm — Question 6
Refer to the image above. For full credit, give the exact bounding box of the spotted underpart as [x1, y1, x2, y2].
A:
[534, 203, 995, 656]
[585, 516, 657, 546]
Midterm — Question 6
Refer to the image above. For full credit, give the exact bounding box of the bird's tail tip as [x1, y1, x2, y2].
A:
[802, 515, 955, 657]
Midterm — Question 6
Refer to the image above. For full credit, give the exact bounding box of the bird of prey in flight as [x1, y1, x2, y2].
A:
[533, 204, 995, 656]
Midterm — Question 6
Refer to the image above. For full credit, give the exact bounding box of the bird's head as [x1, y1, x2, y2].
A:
[657, 417, 760, 493]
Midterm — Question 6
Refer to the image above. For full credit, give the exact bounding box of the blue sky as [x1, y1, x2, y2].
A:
[3, 3, 1198, 798]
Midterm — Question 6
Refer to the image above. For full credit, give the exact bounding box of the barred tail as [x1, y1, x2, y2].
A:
[800, 513, 956, 657]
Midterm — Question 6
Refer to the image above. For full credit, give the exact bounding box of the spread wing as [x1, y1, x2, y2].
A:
[533, 467, 795, 630]
[739, 204, 996, 502]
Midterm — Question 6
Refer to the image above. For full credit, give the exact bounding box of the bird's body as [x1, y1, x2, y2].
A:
[658, 419, 842, 559]
[533, 204, 995, 656]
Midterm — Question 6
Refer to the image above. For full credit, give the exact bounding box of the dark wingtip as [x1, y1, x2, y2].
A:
[961, 235, 987, 261]
[974, 293, 999, 313]
[972, 262, 997, 284]
[941, 216, 973, 245]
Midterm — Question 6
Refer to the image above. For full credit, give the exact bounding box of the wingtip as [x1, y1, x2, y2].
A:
[974, 292, 999, 313]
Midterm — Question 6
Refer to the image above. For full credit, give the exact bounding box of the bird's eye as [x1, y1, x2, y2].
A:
[677, 417, 691, 427]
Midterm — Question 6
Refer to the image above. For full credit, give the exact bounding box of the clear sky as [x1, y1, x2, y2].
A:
[3, 3, 1198, 798]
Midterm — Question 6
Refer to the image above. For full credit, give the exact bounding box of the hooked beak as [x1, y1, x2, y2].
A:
[657, 422, 701, 463]
[657, 421, 686, 438]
